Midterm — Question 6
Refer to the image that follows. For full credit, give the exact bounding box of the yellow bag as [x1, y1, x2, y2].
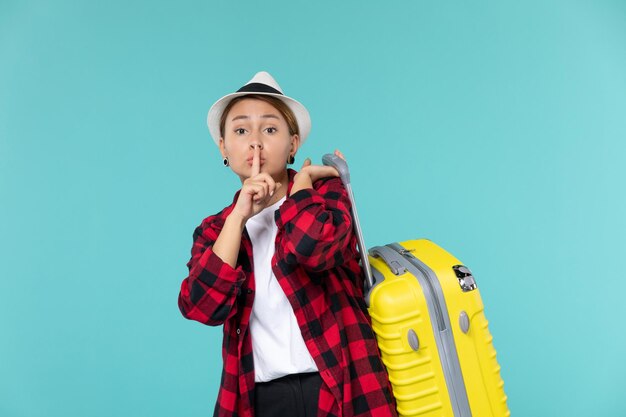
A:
[323, 155, 510, 417]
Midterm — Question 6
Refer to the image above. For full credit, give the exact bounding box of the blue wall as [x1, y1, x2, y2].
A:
[1, 1, 625, 416]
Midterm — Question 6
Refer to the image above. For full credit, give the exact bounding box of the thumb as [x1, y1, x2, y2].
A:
[302, 157, 311, 168]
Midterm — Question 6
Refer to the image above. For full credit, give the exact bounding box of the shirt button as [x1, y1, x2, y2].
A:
[247, 289, 253, 294]
[236, 328, 241, 335]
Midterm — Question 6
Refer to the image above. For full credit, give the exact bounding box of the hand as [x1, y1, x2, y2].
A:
[231, 146, 282, 222]
[299, 149, 347, 183]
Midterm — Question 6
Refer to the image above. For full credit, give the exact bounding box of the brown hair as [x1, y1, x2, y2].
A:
[219, 94, 300, 139]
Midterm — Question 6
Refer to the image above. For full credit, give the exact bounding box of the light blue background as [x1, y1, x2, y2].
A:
[1, 1, 625, 416]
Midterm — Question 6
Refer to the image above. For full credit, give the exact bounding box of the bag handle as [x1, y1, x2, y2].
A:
[322, 154, 375, 290]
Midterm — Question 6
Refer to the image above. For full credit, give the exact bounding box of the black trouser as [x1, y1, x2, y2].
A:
[254, 372, 322, 417]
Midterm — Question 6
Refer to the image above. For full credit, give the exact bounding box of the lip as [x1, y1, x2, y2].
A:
[246, 157, 265, 163]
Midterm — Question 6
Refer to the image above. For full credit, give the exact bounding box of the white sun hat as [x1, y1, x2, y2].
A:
[206, 71, 312, 146]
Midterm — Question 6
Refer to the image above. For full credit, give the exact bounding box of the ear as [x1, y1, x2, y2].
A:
[219, 137, 226, 158]
[290, 134, 300, 156]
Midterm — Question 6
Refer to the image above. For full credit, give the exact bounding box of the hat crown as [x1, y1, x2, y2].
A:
[244, 71, 283, 94]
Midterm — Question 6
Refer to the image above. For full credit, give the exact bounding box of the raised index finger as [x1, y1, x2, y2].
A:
[251, 145, 261, 176]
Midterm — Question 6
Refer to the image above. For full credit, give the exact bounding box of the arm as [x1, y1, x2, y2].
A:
[213, 212, 246, 269]
[275, 176, 357, 272]
[179, 146, 279, 326]
[178, 215, 247, 326]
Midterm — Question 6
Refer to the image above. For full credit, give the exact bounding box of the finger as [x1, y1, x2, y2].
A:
[251, 184, 268, 203]
[320, 166, 339, 177]
[306, 165, 340, 183]
[244, 182, 263, 198]
[244, 181, 267, 199]
[335, 149, 346, 160]
[251, 145, 261, 176]
[250, 180, 270, 201]
[249, 177, 272, 189]
[300, 157, 311, 170]
[254, 173, 276, 195]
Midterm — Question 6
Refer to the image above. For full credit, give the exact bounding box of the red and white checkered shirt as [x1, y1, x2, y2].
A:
[178, 169, 397, 417]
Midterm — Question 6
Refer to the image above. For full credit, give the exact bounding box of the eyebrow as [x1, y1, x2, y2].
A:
[231, 114, 280, 122]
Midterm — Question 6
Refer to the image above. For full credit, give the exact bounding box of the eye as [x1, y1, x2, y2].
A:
[234, 128, 246, 135]
[265, 127, 277, 134]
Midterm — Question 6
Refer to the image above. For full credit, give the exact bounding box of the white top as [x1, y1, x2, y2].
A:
[245, 196, 318, 383]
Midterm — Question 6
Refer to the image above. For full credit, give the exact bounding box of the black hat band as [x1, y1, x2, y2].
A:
[236, 83, 283, 95]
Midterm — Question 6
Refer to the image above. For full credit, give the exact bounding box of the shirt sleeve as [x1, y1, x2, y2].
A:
[178, 221, 246, 326]
[274, 176, 358, 272]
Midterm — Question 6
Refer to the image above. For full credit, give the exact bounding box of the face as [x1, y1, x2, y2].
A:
[219, 98, 299, 182]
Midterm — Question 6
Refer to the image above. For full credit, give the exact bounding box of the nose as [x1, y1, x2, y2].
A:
[249, 142, 263, 150]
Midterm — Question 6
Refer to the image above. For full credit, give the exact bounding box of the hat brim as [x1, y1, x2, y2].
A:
[207, 91, 311, 146]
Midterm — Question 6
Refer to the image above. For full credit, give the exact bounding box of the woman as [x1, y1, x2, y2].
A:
[178, 71, 397, 417]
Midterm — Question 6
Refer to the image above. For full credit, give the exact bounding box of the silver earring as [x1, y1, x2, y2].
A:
[223, 157, 229, 167]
